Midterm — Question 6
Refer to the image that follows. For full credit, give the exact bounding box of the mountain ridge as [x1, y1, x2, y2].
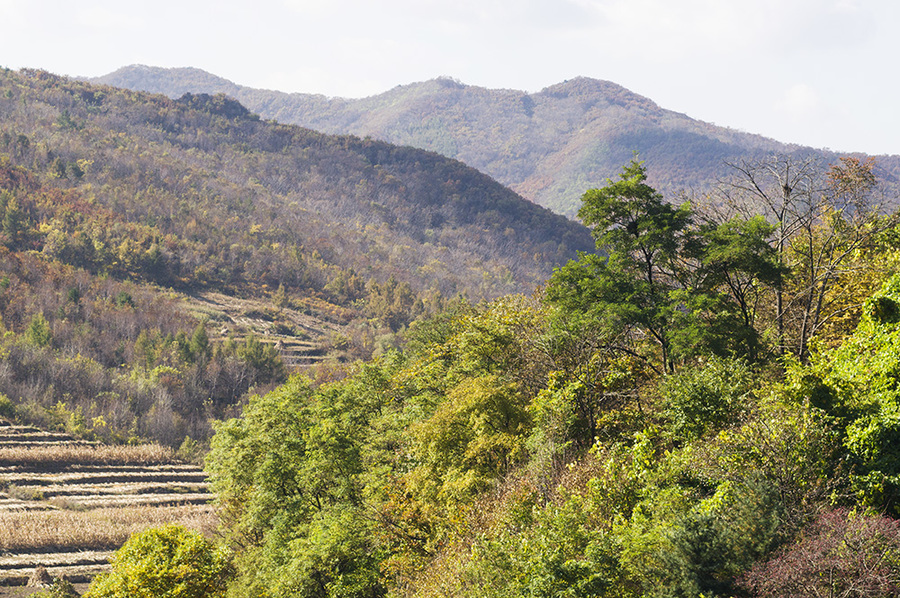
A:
[91, 65, 900, 216]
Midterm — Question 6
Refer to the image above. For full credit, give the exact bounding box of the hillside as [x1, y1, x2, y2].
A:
[0, 67, 593, 447]
[3, 68, 591, 299]
[92, 66, 900, 215]
[187, 157, 900, 598]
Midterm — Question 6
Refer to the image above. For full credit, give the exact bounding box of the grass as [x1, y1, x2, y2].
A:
[0, 444, 175, 466]
[0, 504, 217, 552]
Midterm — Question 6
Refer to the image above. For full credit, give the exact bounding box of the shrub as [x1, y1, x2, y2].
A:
[738, 509, 900, 598]
[662, 355, 755, 441]
[85, 524, 232, 598]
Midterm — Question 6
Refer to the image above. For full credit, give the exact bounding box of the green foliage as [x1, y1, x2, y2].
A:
[665, 477, 781, 597]
[661, 355, 755, 441]
[802, 274, 900, 513]
[0, 392, 15, 420]
[412, 374, 530, 503]
[85, 525, 232, 598]
[274, 509, 386, 598]
[206, 366, 395, 597]
[547, 159, 766, 372]
[26, 311, 52, 347]
[237, 334, 287, 385]
[465, 491, 628, 598]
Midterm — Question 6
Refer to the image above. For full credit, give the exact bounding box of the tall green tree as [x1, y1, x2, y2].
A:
[547, 159, 768, 372]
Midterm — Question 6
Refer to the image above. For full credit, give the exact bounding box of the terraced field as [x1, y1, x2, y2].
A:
[182, 290, 351, 367]
[0, 419, 216, 594]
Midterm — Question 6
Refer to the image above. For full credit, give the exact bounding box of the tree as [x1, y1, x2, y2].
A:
[548, 159, 691, 373]
[693, 215, 784, 335]
[26, 312, 52, 348]
[85, 525, 232, 598]
[547, 159, 765, 372]
[719, 155, 895, 360]
[206, 370, 392, 597]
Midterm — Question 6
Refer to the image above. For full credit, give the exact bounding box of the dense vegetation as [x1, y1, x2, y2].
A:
[0, 67, 591, 446]
[94, 66, 900, 216]
[7, 65, 900, 596]
[87, 155, 900, 597]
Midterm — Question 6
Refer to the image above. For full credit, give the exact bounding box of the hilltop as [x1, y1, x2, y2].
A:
[93, 66, 900, 215]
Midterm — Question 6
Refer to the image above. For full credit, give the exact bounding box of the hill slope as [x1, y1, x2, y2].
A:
[0, 67, 593, 446]
[92, 66, 900, 215]
[3, 68, 591, 298]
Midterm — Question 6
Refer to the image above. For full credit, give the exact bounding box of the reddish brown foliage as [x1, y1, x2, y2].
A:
[739, 509, 900, 598]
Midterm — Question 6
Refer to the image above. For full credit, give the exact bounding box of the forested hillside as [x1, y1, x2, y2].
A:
[94, 66, 900, 216]
[9, 63, 900, 598]
[0, 67, 591, 448]
[80, 154, 900, 598]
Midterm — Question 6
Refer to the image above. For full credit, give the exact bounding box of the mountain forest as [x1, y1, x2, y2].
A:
[94, 65, 900, 216]
[3, 66, 900, 598]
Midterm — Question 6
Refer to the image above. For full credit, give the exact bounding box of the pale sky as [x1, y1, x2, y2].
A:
[2, 0, 898, 155]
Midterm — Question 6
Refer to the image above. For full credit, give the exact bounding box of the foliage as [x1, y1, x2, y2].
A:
[739, 509, 900, 598]
[85, 524, 233, 598]
[26, 311, 52, 347]
[464, 491, 628, 598]
[661, 355, 755, 441]
[802, 274, 900, 514]
[547, 160, 770, 372]
[0, 251, 288, 445]
[206, 368, 393, 597]
[411, 374, 530, 503]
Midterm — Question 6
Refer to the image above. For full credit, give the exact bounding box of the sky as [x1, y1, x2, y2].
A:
[1, 0, 898, 155]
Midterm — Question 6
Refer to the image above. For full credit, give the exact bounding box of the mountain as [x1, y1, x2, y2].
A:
[2, 68, 590, 301]
[92, 66, 900, 216]
[0, 67, 593, 445]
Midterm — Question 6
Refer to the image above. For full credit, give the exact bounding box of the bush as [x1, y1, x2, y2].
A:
[84, 525, 232, 598]
[662, 356, 755, 441]
[738, 509, 900, 598]
[33, 578, 80, 598]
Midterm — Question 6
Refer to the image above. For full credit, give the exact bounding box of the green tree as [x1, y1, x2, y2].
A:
[206, 369, 392, 597]
[26, 312, 52, 348]
[411, 374, 530, 503]
[239, 334, 286, 384]
[189, 322, 210, 362]
[692, 215, 784, 358]
[547, 159, 759, 372]
[84, 525, 232, 598]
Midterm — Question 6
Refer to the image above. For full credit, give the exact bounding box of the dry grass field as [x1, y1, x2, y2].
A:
[0, 420, 216, 593]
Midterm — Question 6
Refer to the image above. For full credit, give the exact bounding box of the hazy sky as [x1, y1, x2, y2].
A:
[2, 0, 897, 155]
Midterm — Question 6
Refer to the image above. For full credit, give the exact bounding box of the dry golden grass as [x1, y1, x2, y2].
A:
[0, 443, 175, 466]
[0, 504, 217, 552]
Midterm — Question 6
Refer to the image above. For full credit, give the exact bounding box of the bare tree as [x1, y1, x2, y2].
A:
[715, 155, 895, 360]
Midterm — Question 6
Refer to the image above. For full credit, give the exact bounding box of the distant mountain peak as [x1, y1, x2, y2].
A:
[93, 65, 240, 98]
[538, 77, 661, 112]
[91, 65, 900, 216]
